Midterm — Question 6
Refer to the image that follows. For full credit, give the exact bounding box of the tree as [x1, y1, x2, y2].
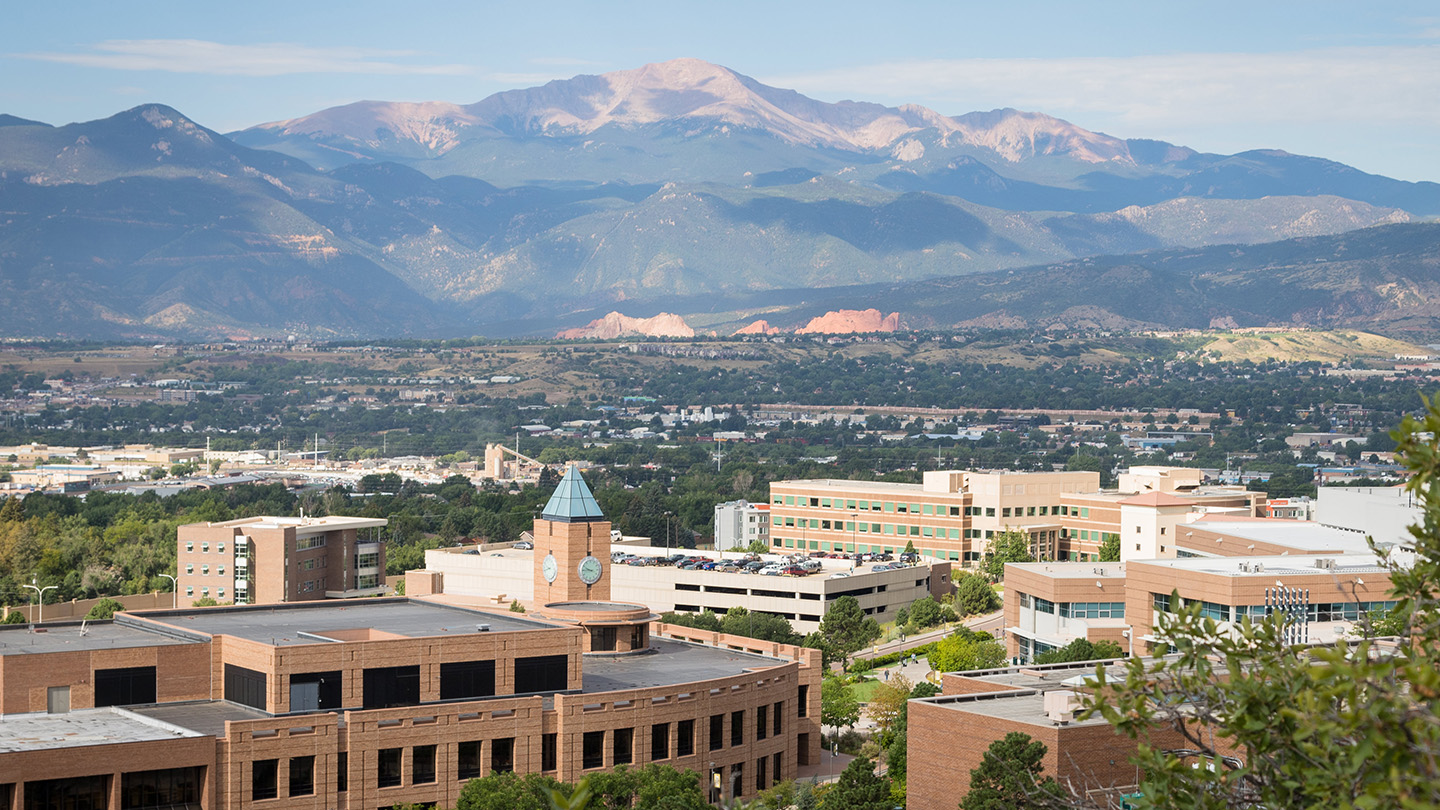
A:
[2, 610, 27, 624]
[456, 771, 566, 810]
[868, 673, 913, 743]
[85, 597, 126, 620]
[983, 530, 1035, 580]
[1078, 400, 1440, 809]
[821, 676, 860, 734]
[1032, 638, 1124, 665]
[821, 755, 891, 810]
[954, 573, 1002, 616]
[1098, 533, 1121, 563]
[928, 628, 1006, 673]
[191, 597, 218, 607]
[908, 595, 944, 628]
[720, 606, 800, 644]
[961, 732, 1062, 810]
[820, 595, 881, 667]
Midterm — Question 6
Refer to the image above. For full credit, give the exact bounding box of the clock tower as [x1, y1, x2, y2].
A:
[533, 464, 612, 602]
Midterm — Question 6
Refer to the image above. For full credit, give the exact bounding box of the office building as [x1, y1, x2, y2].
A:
[714, 500, 770, 549]
[0, 467, 821, 809]
[176, 516, 388, 606]
[766, 467, 1262, 565]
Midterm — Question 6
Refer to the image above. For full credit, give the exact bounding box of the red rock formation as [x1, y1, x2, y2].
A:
[556, 311, 695, 339]
[734, 319, 780, 335]
[795, 309, 900, 334]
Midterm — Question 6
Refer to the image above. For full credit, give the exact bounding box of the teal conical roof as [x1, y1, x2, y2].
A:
[542, 464, 605, 523]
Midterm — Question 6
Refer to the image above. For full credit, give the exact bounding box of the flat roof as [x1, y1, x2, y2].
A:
[1185, 519, 1379, 554]
[917, 690, 1109, 728]
[0, 707, 202, 752]
[130, 599, 561, 646]
[772, 478, 932, 493]
[1007, 562, 1126, 580]
[130, 701, 272, 737]
[1131, 552, 1395, 578]
[0, 620, 201, 657]
[581, 637, 788, 694]
[210, 515, 387, 532]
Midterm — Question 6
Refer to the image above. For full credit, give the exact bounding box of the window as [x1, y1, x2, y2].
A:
[201, 588, 209, 597]
[218, 566, 225, 576]
[363, 665, 420, 709]
[122, 766, 202, 809]
[377, 748, 402, 788]
[491, 738, 514, 773]
[774, 752, 782, 783]
[409, 745, 436, 784]
[731, 710, 744, 746]
[773, 701, 783, 736]
[441, 660, 496, 700]
[757, 704, 768, 740]
[95, 666, 157, 707]
[678, 719, 695, 757]
[515, 654, 568, 693]
[296, 536, 327, 550]
[458, 741, 482, 780]
[337, 751, 347, 793]
[289, 756, 315, 796]
[1034, 598, 1055, 615]
[542, 733, 558, 771]
[1153, 593, 1173, 613]
[201, 543, 209, 553]
[185, 542, 193, 552]
[583, 731, 605, 769]
[218, 543, 225, 553]
[201, 565, 209, 575]
[185, 564, 193, 575]
[185, 586, 193, 597]
[252, 759, 278, 800]
[651, 723, 670, 761]
[614, 727, 634, 765]
[710, 714, 724, 751]
[757, 755, 769, 792]
[798, 685, 809, 717]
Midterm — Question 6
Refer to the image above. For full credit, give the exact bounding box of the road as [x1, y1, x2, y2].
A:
[861, 609, 1003, 660]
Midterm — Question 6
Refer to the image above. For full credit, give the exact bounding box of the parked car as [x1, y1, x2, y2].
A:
[513, 540, 534, 550]
[829, 572, 851, 579]
[782, 565, 808, 576]
[760, 565, 785, 576]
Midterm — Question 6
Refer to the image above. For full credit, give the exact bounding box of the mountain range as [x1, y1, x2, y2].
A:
[0, 58, 1436, 339]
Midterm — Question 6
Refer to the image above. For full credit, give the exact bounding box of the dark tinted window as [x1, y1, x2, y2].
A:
[224, 664, 266, 711]
[678, 719, 695, 757]
[458, 741, 482, 780]
[122, 766, 201, 809]
[491, 738, 514, 773]
[583, 731, 605, 769]
[363, 665, 420, 709]
[440, 660, 496, 700]
[289, 756, 315, 796]
[709, 714, 724, 751]
[614, 727, 633, 765]
[514, 655, 567, 693]
[377, 749, 402, 788]
[95, 666, 157, 707]
[413, 745, 436, 784]
[542, 733, 557, 771]
[252, 760, 277, 800]
[651, 723, 669, 761]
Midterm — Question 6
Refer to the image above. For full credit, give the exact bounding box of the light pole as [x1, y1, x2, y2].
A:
[23, 578, 58, 624]
[663, 511, 673, 552]
[159, 574, 178, 609]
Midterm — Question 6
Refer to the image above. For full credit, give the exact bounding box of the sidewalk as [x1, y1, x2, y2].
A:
[796, 750, 856, 784]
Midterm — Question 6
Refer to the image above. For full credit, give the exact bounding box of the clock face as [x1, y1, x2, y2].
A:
[578, 555, 603, 585]
[542, 553, 558, 583]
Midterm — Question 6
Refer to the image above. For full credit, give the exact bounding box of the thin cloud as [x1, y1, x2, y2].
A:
[529, 57, 604, 67]
[766, 46, 1440, 132]
[16, 39, 473, 76]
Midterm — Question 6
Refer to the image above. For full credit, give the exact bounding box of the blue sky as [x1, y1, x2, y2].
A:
[4, 1, 1438, 181]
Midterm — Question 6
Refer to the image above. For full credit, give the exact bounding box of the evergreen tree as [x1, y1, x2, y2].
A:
[821, 756, 892, 810]
[961, 732, 1062, 810]
[820, 595, 881, 666]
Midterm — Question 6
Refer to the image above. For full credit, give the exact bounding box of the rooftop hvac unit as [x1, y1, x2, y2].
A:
[1043, 690, 1080, 725]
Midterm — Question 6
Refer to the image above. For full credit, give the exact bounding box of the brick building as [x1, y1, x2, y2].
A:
[0, 467, 822, 809]
[176, 515, 388, 606]
[767, 467, 1263, 566]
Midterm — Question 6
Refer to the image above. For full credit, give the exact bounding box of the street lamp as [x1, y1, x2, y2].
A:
[663, 511, 673, 552]
[159, 574, 178, 609]
[22, 578, 59, 624]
